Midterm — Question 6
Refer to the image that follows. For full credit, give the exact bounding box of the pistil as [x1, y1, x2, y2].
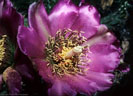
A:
[65, 46, 83, 59]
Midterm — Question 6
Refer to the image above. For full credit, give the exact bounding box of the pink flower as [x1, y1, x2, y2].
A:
[17, 0, 121, 96]
[0, 0, 35, 81]
[0, 0, 35, 95]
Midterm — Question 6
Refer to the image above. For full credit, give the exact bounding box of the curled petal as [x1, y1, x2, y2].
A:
[83, 32, 116, 47]
[49, 0, 78, 36]
[71, 5, 100, 39]
[3, 67, 22, 96]
[79, 5, 100, 25]
[63, 71, 113, 95]
[0, 0, 23, 42]
[84, 71, 114, 91]
[88, 44, 120, 72]
[17, 25, 44, 58]
[48, 80, 77, 96]
[63, 74, 98, 95]
[29, 1, 51, 42]
[97, 24, 108, 34]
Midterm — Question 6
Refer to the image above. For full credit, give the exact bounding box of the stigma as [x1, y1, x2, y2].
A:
[65, 46, 83, 59]
[45, 29, 89, 76]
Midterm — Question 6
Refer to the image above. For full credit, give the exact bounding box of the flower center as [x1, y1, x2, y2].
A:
[45, 29, 89, 76]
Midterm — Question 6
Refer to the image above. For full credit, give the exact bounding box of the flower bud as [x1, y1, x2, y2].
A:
[3, 67, 22, 96]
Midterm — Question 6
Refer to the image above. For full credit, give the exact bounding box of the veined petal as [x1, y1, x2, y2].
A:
[17, 26, 44, 58]
[63, 72, 113, 95]
[83, 32, 116, 47]
[48, 80, 77, 96]
[71, 5, 100, 39]
[63, 74, 98, 95]
[0, 0, 23, 42]
[28, 1, 51, 42]
[85, 71, 114, 91]
[88, 44, 120, 72]
[49, 0, 78, 36]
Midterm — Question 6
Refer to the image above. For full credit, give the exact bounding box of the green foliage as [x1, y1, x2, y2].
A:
[44, 0, 58, 13]
[11, 0, 58, 17]
[11, 0, 38, 17]
[101, 1, 132, 39]
[0, 82, 8, 95]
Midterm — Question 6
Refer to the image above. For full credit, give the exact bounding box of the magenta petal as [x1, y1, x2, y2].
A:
[85, 71, 114, 91]
[83, 32, 117, 47]
[49, 0, 78, 36]
[28, 1, 51, 42]
[33, 58, 55, 83]
[48, 80, 77, 96]
[64, 72, 113, 95]
[89, 44, 120, 72]
[62, 71, 113, 95]
[96, 24, 108, 34]
[0, 0, 23, 42]
[71, 5, 100, 39]
[64, 74, 98, 95]
[17, 25, 44, 58]
[14, 48, 36, 80]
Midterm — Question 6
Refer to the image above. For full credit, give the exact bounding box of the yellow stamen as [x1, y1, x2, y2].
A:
[0, 35, 7, 66]
[45, 29, 88, 76]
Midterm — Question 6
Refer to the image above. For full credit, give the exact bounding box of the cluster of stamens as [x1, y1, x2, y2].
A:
[0, 35, 7, 65]
[0, 35, 12, 72]
[45, 29, 89, 76]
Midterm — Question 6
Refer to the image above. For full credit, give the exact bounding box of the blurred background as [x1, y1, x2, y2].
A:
[1, 0, 133, 96]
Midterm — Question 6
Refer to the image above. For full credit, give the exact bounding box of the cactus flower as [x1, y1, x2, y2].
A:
[17, 0, 121, 96]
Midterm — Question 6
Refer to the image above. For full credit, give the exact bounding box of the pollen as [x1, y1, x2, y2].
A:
[0, 35, 7, 65]
[0, 35, 12, 72]
[45, 29, 90, 76]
